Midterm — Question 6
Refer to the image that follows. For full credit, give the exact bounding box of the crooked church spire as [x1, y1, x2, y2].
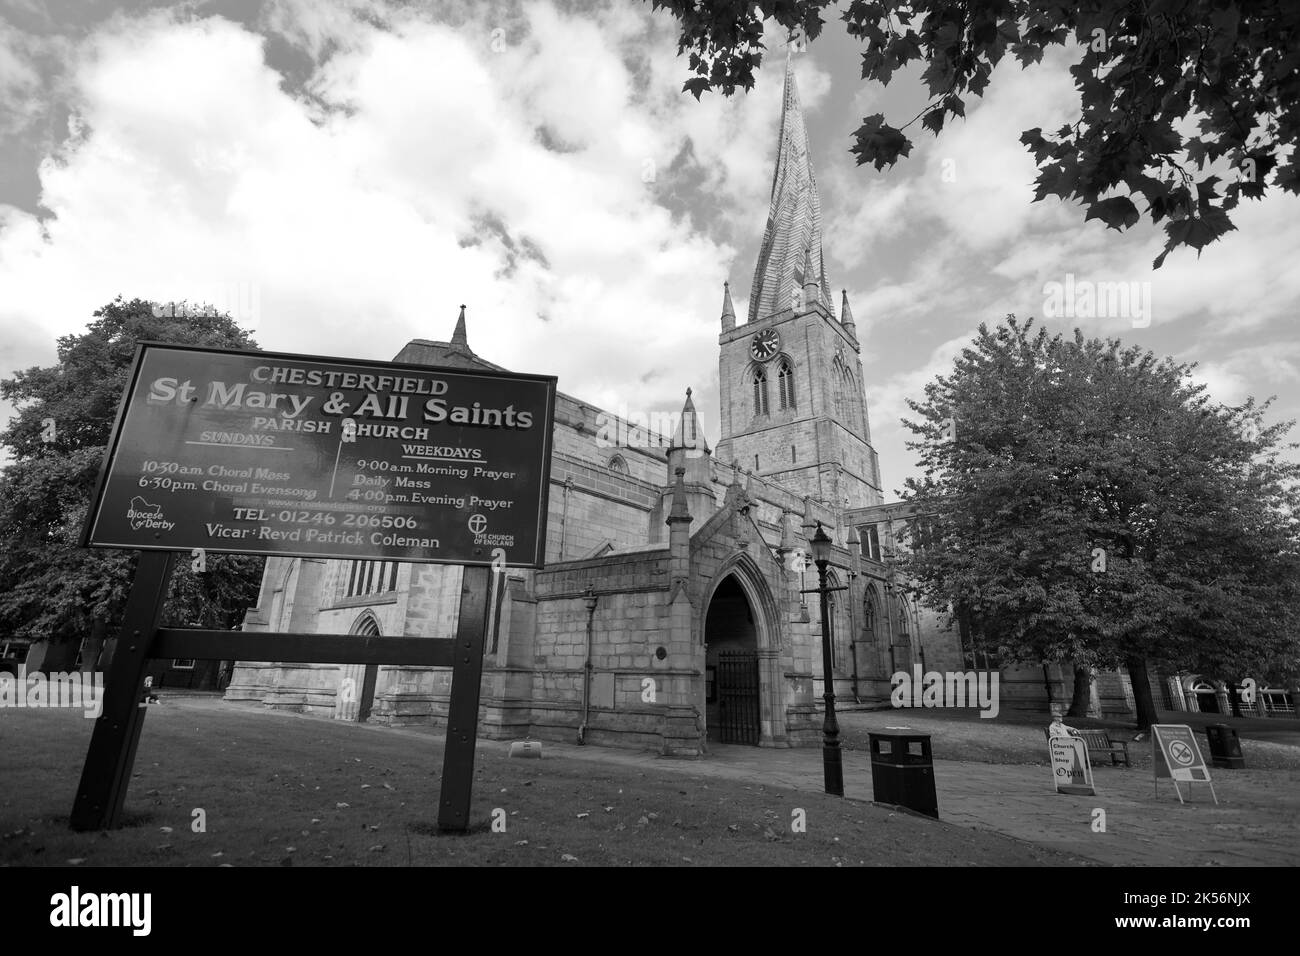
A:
[748, 51, 832, 323]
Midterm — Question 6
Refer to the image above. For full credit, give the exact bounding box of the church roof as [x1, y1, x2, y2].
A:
[748, 53, 832, 323]
[394, 305, 506, 372]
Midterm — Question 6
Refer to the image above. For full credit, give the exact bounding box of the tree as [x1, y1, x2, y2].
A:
[1066, 663, 1093, 719]
[896, 316, 1300, 730]
[0, 297, 265, 669]
[652, 0, 1300, 267]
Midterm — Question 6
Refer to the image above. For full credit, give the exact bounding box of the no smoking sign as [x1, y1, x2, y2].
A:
[1152, 724, 1215, 803]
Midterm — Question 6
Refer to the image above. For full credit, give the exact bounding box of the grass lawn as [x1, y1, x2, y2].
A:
[0, 699, 1089, 867]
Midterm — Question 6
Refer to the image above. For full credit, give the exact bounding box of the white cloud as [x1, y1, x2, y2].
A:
[0, 2, 789, 452]
[1189, 342, 1300, 410]
[0, 3, 1295, 491]
[866, 332, 970, 494]
[913, 51, 1080, 251]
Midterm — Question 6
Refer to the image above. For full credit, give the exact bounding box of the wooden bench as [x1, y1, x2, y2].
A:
[1078, 729, 1130, 767]
[1043, 727, 1131, 767]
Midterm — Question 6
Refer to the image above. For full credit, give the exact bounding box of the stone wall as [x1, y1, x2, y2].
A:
[531, 550, 684, 750]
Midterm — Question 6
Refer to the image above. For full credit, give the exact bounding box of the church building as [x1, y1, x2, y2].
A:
[225, 55, 1159, 750]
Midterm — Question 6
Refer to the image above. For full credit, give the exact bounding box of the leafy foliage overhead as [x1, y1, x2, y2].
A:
[652, 0, 1300, 267]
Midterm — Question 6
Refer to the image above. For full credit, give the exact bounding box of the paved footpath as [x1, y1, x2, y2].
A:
[536, 738, 1299, 866]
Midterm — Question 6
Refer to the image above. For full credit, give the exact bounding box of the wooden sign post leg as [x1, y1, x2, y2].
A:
[70, 551, 176, 831]
[437, 564, 492, 832]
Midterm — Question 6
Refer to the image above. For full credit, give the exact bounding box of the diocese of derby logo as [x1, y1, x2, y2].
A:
[127, 496, 175, 532]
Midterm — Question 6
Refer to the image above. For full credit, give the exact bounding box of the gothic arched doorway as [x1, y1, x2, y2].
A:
[335, 614, 380, 723]
[704, 574, 760, 745]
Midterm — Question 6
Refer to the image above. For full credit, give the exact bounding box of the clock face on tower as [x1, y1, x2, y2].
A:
[749, 328, 781, 362]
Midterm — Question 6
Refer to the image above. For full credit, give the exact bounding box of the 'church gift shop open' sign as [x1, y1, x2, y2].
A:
[82, 342, 557, 567]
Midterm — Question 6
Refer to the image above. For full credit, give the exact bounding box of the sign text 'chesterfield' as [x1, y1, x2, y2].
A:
[82, 343, 556, 568]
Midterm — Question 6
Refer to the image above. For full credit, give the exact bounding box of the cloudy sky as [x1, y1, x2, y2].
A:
[2, 0, 1297, 496]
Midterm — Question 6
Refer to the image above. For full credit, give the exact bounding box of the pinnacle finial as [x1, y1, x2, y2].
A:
[721, 280, 736, 332]
[801, 248, 820, 309]
[840, 288, 857, 333]
[451, 305, 469, 349]
[670, 387, 710, 454]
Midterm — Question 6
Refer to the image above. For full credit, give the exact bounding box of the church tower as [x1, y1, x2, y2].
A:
[714, 52, 882, 510]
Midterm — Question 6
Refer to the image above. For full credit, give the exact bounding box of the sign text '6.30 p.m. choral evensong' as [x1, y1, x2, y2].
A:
[82, 343, 556, 568]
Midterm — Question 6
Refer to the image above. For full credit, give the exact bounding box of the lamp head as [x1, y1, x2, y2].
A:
[810, 521, 833, 566]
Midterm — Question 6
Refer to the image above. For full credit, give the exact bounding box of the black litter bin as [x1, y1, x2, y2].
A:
[868, 729, 938, 818]
[1204, 724, 1244, 769]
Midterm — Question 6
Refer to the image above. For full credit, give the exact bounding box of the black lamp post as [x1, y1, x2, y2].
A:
[809, 522, 845, 797]
[578, 584, 598, 745]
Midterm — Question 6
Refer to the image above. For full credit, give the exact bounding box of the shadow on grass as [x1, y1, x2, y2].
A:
[0, 702, 1087, 867]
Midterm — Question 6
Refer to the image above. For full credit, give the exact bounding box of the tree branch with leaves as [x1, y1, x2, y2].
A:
[653, 0, 1300, 267]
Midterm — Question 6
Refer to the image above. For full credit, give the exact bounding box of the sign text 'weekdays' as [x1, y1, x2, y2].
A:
[83, 344, 556, 567]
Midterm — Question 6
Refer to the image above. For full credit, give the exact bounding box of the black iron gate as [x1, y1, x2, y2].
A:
[716, 650, 760, 745]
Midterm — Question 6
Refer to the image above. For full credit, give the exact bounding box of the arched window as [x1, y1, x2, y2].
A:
[607, 454, 628, 475]
[863, 588, 878, 640]
[752, 366, 769, 416]
[777, 358, 795, 410]
[345, 560, 399, 598]
[826, 570, 841, 667]
[843, 366, 860, 429]
[353, 614, 380, 637]
[858, 525, 881, 561]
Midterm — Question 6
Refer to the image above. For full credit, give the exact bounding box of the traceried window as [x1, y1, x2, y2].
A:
[844, 366, 863, 431]
[896, 595, 911, 637]
[345, 560, 399, 599]
[863, 588, 878, 640]
[858, 525, 881, 561]
[826, 570, 842, 667]
[753, 366, 769, 416]
[607, 454, 628, 475]
[777, 358, 795, 410]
